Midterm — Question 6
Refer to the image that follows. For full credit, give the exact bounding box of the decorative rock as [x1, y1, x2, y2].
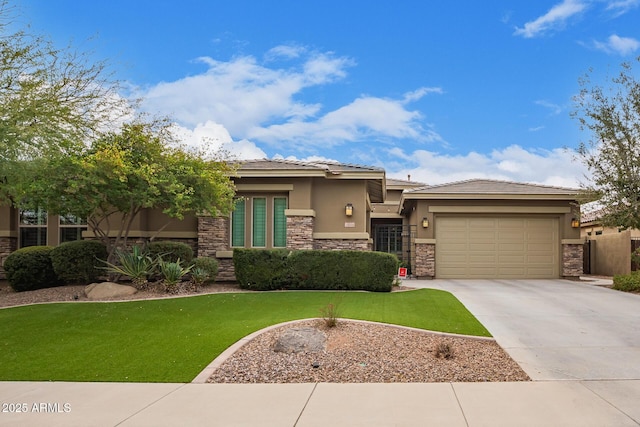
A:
[85, 282, 137, 300]
[273, 327, 326, 353]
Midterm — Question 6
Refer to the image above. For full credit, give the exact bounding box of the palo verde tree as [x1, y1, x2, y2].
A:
[572, 56, 640, 230]
[0, 0, 130, 204]
[22, 121, 237, 262]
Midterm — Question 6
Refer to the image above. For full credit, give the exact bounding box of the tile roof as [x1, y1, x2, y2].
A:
[404, 179, 579, 196]
[237, 159, 384, 173]
[385, 177, 426, 187]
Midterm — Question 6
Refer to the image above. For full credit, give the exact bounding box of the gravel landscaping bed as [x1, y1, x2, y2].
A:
[0, 281, 530, 383]
[208, 319, 530, 384]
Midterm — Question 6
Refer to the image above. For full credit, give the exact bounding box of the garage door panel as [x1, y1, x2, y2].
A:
[468, 243, 497, 251]
[436, 216, 559, 279]
[499, 243, 525, 251]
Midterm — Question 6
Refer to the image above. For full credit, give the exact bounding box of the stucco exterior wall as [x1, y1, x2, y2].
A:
[588, 230, 632, 276]
[312, 179, 367, 234]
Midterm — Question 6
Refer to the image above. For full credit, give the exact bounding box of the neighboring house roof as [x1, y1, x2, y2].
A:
[385, 177, 426, 190]
[401, 179, 579, 201]
[234, 159, 386, 202]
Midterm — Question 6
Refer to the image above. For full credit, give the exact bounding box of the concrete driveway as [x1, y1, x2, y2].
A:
[417, 278, 640, 381]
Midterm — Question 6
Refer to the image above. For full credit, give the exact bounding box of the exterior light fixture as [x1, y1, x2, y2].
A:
[345, 203, 353, 217]
[422, 217, 429, 228]
[571, 218, 580, 228]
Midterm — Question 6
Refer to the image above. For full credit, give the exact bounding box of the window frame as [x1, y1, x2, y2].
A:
[229, 195, 288, 249]
[230, 198, 246, 248]
[59, 213, 88, 244]
[18, 207, 48, 248]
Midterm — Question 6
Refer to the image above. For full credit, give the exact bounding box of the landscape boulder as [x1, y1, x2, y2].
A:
[273, 327, 326, 353]
[85, 282, 137, 300]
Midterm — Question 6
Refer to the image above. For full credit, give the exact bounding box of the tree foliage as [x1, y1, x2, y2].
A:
[572, 57, 640, 230]
[0, 0, 130, 203]
[20, 122, 237, 261]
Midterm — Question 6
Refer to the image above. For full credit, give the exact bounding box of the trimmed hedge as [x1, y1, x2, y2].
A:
[4, 246, 62, 292]
[613, 272, 640, 292]
[50, 240, 108, 285]
[147, 241, 194, 264]
[234, 249, 398, 292]
[233, 249, 292, 290]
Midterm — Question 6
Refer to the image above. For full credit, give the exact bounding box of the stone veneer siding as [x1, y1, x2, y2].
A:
[197, 216, 234, 281]
[0, 237, 18, 280]
[286, 216, 314, 250]
[415, 242, 435, 278]
[562, 243, 583, 277]
[313, 239, 370, 250]
[197, 216, 229, 257]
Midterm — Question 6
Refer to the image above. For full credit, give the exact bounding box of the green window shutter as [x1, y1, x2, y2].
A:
[252, 198, 266, 247]
[231, 199, 245, 247]
[273, 197, 287, 247]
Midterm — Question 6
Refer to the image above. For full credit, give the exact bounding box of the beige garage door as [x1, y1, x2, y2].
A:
[436, 216, 559, 279]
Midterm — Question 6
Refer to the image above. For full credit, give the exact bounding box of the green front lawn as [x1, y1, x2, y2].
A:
[0, 289, 489, 382]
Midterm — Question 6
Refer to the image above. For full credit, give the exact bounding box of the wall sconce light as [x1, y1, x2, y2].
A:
[571, 218, 580, 228]
[422, 217, 429, 228]
[345, 203, 353, 217]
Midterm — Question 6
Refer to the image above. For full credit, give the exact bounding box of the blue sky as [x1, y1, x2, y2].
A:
[15, 0, 640, 186]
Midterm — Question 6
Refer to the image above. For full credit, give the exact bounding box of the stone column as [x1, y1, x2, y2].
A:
[286, 212, 315, 250]
[197, 216, 233, 281]
[0, 236, 18, 280]
[415, 240, 435, 278]
[562, 242, 583, 278]
[197, 216, 229, 257]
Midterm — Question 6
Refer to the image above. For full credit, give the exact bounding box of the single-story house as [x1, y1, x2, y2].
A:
[0, 159, 583, 280]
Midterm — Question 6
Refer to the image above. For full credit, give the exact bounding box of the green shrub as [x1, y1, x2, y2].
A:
[289, 250, 397, 292]
[4, 246, 62, 292]
[233, 249, 292, 290]
[147, 241, 193, 264]
[613, 272, 640, 292]
[233, 249, 397, 292]
[50, 240, 108, 285]
[191, 257, 219, 285]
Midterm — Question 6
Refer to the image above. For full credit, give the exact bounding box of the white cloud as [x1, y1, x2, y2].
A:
[593, 34, 640, 55]
[402, 87, 443, 104]
[386, 145, 588, 188]
[137, 46, 439, 151]
[605, 0, 640, 17]
[169, 121, 266, 160]
[247, 95, 442, 146]
[139, 49, 353, 136]
[514, 0, 588, 38]
[264, 45, 306, 60]
[535, 99, 563, 115]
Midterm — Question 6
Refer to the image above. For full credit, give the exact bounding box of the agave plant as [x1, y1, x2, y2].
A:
[158, 258, 193, 291]
[189, 267, 210, 288]
[102, 246, 156, 289]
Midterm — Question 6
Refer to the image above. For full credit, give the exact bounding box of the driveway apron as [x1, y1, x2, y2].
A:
[419, 279, 640, 381]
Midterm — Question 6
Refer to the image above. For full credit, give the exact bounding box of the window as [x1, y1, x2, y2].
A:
[19, 208, 47, 247]
[273, 197, 287, 247]
[231, 199, 246, 247]
[59, 214, 87, 243]
[252, 198, 266, 247]
[230, 196, 288, 249]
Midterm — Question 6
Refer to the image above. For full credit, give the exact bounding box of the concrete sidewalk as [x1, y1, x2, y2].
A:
[1, 380, 639, 426]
